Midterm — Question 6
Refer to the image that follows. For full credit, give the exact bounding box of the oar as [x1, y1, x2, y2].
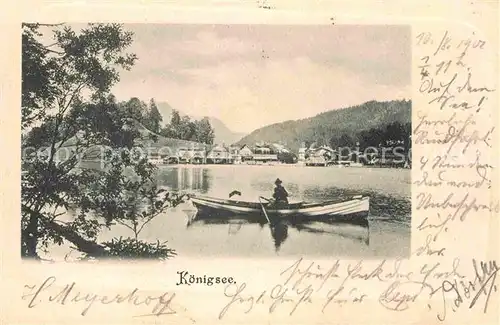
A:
[258, 196, 272, 224]
[227, 190, 271, 224]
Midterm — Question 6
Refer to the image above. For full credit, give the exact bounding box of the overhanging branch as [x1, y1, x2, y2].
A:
[22, 206, 110, 258]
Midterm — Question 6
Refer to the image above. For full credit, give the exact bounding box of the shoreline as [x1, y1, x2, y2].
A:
[156, 164, 412, 171]
[154, 162, 411, 170]
[79, 159, 411, 170]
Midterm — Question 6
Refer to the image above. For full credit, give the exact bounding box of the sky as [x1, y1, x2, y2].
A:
[111, 24, 411, 133]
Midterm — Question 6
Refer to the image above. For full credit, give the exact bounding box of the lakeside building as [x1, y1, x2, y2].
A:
[365, 151, 411, 168]
[239, 144, 254, 162]
[148, 152, 167, 165]
[177, 147, 191, 164]
[305, 146, 336, 166]
[206, 144, 233, 164]
[191, 148, 206, 164]
[170, 144, 207, 164]
[229, 145, 242, 164]
[252, 142, 279, 163]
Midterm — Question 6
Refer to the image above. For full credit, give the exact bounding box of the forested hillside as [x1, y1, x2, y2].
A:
[237, 100, 411, 151]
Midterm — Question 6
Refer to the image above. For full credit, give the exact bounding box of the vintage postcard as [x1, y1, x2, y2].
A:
[0, 1, 498, 324]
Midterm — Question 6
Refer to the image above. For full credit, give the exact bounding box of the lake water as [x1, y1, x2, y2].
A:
[93, 164, 412, 259]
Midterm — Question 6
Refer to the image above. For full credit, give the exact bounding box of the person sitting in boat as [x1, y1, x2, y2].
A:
[272, 178, 289, 205]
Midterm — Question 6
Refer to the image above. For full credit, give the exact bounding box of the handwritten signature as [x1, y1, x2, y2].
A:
[378, 259, 499, 320]
[437, 259, 499, 320]
[22, 276, 178, 317]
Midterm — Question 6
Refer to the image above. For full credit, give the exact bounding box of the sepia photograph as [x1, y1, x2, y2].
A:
[7, 1, 498, 323]
[21, 23, 412, 261]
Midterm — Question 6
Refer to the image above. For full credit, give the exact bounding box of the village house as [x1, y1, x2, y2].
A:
[165, 154, 179, 164]
[191, 148, 206, 164]
[174, 144, 207, 164]
[176, 147, 191, 164]
[252, 143, 278, 163]
[228, 145, 242, 164]
[147, 152, 164, 165]
[206, 144, 233, 164]
[238, 144, 254, 162]
[306, 145, 335, 166]
[366, 151, 410, 168]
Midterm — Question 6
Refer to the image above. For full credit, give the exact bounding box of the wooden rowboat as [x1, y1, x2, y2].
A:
[189, 195, 370, 225]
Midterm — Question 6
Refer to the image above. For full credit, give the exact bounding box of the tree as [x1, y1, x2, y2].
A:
[21, 23, 184, 260]
[194, 117, 215, 144]
[338, 134, 354, 148]
[383, 122, 404, 145]
[170, 109, 181, 127]
[159, 110, 214, 144]
[277, 152, 297, 164]
[145, 98, 163, 133]
[120, 97, 147, 122]
[160, 109, 181, 138]
[177, 116, 196, 141]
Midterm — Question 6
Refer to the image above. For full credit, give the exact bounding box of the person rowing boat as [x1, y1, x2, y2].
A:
[227, 179, 288, 205]
[270, 178, 288, 208]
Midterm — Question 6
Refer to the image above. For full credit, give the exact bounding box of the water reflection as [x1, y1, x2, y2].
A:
[270, 222, 289, 251]
[186, 213, 369, 252]
[156, 167, 212, 193]
[155, 166, 411, 226]
[292, 221, 370, 245]
[155, 165, 408, 256]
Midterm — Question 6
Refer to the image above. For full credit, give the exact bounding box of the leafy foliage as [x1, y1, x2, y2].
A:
[154, 102, 246, 145]
[98, 237, 177, 260]
[21, 24, 58, 128]
[145, 99, 163, 133]
[277, 151, 298, 164]
[21, 23, 181, 260]
[160, 109, 215, 144]
[111, 99, 214, 146]
[356, 121, 412, 150]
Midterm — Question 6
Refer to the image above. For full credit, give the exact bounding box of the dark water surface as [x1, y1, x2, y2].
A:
[96, 165, 411, 259]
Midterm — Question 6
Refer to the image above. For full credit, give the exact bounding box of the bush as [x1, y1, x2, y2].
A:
[95, 237, 177, 260]
[277, 152, 297, 164]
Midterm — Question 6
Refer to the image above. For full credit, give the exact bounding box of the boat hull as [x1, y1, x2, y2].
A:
[190, 195, 369, 225]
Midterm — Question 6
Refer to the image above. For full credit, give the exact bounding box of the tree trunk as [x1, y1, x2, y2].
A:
[44, 218, 110, 257]
[24, 213, 39, 258]
[22, 207, 109, 258]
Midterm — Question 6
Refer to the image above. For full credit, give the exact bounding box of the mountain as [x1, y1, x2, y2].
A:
[156, 102, 246, 145]
[156, 102, 176, 121]
[236, 100, 411, 151]
[204, 117, 246, 145]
